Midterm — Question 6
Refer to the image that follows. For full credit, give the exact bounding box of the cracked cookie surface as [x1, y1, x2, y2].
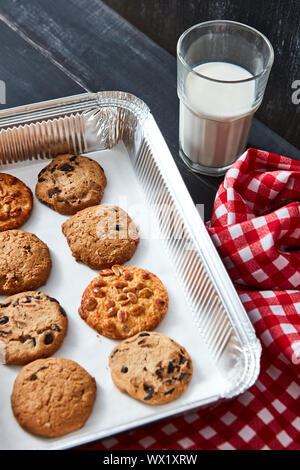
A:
[79, 265, 168, 339]
[0, 173, 33, 231]
[62, 205, 139, 270]
[0, 230, 52, 295]
[35, 153, 107, 215]
[0, 291, 67, 365]
[109, 331, 193, 405]
[11, 357, 97, 437]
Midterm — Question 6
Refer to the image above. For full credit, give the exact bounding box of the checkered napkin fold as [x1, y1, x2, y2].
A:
[207, 148, 300, 364]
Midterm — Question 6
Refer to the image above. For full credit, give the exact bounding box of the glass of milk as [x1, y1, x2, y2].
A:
[177, 20, 274, 176]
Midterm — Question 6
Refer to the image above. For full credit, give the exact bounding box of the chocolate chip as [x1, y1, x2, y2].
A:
[69, 155, 77, 162]
[121, 366, 128, 373]
[138, 339, 146, 345]
[0, 302, 11, 308]
[143, 384, 154, 400]
[155, 368, 163, 379]
[179, 354, 186, 365]
[34, 295, 42, 300]
[48, 187, 61, 198]
[38, 168, 46, 177]
[44, 333, 53, 345]
[0, 316, 9, 325]
[52, 324, 61, 332]
[58, 306, 67, 317]
[178, 373, 190, 381]
[110, 348, 119, 359]
[30, 374, 37, 381]
[23, 297, 32, 304]
[139, 332, 150, 337]
[163, 379, 172, 385]
[115, 225, 121, 231]
[167, 361, 175, 374]
[59, 163, 74, 173]
[164, 388, 175, 395]
[38, 177, 46, 183]
[50, 165, 57, 173]
[39, 199, 51, 207]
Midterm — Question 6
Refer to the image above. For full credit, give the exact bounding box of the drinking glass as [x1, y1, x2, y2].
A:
[177, 20, 274, 176]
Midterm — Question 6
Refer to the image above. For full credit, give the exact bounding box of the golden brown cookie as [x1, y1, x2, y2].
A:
[0, 291, 67, 365]
[11, 357, 97, 437]
[0, 230, 52, 295]
[35, 154, 107, 215]
[79, 265, 168, 339]
[62, 205, 139, 270]
[109, 332, 193, 405]
[0, 173, 33, 231]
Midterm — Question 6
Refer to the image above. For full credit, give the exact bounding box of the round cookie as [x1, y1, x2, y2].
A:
[0, 230, 52, 295]
[109, 331, 193, 405]
[62, 205, 139, 270]
[0, 173, 33, 231]
[79, 265, 168, 339]
[0, 291, 68, 365]
[35, 153, 107, 215]
[11, 357, 97, 437]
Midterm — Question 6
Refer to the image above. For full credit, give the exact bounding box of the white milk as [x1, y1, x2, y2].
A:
[180, 62, 257, 170]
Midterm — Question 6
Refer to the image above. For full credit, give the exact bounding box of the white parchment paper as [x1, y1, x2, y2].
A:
[0, 144, 229, 450]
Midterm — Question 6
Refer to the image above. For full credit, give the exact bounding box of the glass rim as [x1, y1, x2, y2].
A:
[177, 20, 274, 84]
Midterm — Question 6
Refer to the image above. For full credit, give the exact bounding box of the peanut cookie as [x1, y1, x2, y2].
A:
[35, 154, 107, 215]
[0, 173, 33, 231]
[109, 331, 193, 405]
[79, 265, 168, 339]
[0, 230, 52, 295]
[62, 205, 139, 270]
[0, 291, 67, 365]
[11, 357, 97, 437]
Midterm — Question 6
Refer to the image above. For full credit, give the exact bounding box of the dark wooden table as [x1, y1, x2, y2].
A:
[1, 0, 300, 452]
[0, 0, 299, 221]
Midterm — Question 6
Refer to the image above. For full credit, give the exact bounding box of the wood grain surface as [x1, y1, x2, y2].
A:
[0, 0, 299, 221]
[103, 0, 300, 150]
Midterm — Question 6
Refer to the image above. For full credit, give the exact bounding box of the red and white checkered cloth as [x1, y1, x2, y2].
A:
[79, 149, 300, 451]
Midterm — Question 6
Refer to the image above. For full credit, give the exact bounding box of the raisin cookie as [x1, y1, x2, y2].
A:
[11, 357, 97, 437]
[79, 265, 168, 339]
[109, 331, 193, 405]
[62, 205, 139, 270]
[0, 173, 33, 231]
[35, 154, 107, 215]
[0, 291, 67, 365]
[0, 230, 52, 295]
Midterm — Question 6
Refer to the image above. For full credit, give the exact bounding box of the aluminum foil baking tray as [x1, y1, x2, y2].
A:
[0, 91, 261, 450]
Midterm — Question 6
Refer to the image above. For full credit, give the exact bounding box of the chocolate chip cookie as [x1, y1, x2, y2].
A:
[109, 332, 193, 405]
[0, 173, 33, 231]
[11, 357, 97, 437]
[79, 265, 168, 339]
[62, 205, 139, 270]
[35, 153, 107, 215]
[0, 230, 52, 295]
[0, 291, 67, 365]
